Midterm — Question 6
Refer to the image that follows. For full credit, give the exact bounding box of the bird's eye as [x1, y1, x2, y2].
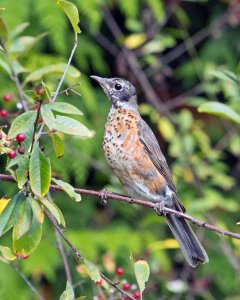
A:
[115, 83, 122, 90]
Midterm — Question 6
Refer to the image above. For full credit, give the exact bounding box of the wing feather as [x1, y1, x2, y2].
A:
[137, 118, 185, 212]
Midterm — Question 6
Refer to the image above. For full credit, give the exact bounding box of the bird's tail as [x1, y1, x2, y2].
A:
[165, 209, 209, 267]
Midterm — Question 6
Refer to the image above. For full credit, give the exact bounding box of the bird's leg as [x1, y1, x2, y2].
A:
[154, 187, 174, 216]
[154, 201, 167, 216]
[99, 188, 109, 205]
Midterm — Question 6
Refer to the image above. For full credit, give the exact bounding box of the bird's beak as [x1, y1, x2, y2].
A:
[90, 75, 112, 99]
[90, 75, 108, 88]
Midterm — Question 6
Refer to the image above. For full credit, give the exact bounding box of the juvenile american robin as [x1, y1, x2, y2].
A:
[91, 75, 209, 267]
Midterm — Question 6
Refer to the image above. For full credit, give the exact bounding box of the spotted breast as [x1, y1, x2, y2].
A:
[103, 106, 166, 201]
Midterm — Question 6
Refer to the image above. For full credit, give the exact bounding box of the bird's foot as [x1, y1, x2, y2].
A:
[154, 202, 167, 216]
[99, 188, 109, 205]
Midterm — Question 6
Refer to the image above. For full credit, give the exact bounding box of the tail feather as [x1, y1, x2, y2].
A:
[165, 212, 209, 267]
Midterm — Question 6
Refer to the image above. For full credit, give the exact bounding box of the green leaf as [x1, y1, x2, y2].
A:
[83, 259, 101, 283]
[29, 198, 44, 225]
[52, 178, 81, 202]
[39, 197, 64, 226]
[0, 193, 26, 237]
[59, 281, 74, 300]
[51, 133, 64, 159]
[8, 111, 37, 139]
[0, 57, 10, 74]
[209, 70, 239, 84]
[54, 115, 93, 137]
[198, 102, 240, 125]
[29, 145, 51, 196]
[7, 33, 47, 55]
[0, 44, 4, 51]
[13, 198, 32, 240]
[8, 22, 29, 40]
[0, 17, 8, 42]
[24, 63, 81, 84]
[57, 0, 81, 41]
[15, 157, 29, 189]
[23, 90, 38, 104]
[134, 260, 150, 296]
[0, 246, 16, 261]
[13, 198, 43, 258]
[47, 102, 83, 115]
[11, 60, 29, 75]
[41, 81, 52, 101]
[41, 105, 56, 130]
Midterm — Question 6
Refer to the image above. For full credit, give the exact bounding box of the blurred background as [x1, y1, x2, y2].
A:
[0, 0, 240, 299]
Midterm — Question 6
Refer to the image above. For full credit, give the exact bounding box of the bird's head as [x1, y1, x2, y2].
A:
[90, 76, 138, 110]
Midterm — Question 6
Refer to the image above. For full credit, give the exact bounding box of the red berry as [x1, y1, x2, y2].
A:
[8, 150, 16, 159]
[39, 117, 43, 123]
[36, 89, 42, 95]
[116, 267, 124, 276]
[123, 282, 130, 291]
[0, 109, 9, 117]
[133, 291, 141, 299]
[96, 278, 103, 285]
[3, 94, 11, 102]
[18, 146, 25, 154]
[16, 133, 26, 143]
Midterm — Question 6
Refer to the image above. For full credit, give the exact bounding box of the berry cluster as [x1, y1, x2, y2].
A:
[0, 94, 11, 118]
[94, 267, 141, 299]
[0, 132, 26, 159]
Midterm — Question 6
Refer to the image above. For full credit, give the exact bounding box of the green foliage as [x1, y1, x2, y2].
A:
[57, 0, 81, 41]
[0, 0, 240, 299]
[29, 144, 51, 197]
[134, 260, 150, 296]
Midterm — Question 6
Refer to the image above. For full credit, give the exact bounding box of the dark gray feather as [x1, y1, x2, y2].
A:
[137, 118, 185, 212]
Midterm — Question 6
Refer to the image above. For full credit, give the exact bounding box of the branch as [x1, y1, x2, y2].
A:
[36, 39, 78, 141]
[47, 191, 73, 288]
[44, 210, 135, 300]
[9, 262, 45, 300]
[102, 7, 170, 116]
[0, 174, 239, 240]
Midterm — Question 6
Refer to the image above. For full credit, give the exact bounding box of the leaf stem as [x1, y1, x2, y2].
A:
[35, 39, 78, 142]
[52, 40, 78, 103]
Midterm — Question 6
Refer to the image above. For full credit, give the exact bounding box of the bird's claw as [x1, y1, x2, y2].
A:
[99, 188, 109, 205]
[154, 202, 166, 216]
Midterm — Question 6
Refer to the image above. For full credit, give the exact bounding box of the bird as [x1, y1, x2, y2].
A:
[90, 75, 209, 267]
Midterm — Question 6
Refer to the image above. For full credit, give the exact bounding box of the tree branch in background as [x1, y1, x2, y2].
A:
[9, 262, 45, 300]
[0, 174, 239, 240]
[102, 7, 170, 116]
[48, 191, 73, 288]
[44, 210, 135, 300]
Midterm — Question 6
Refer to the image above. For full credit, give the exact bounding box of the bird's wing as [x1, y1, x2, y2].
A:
[137, 118, 185, 212]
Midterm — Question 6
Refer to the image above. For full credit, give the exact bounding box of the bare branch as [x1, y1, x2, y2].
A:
[48, 191, 73, 288]
[44, 210, 135, 300]
[102, 7, 170, 116]
[0, 174, 239, 240]
[9, 262, 45, 300]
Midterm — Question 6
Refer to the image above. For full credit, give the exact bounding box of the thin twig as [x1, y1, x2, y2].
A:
[5, 50, 29, 112]
[9, 262, 45, 300]
[52, 41, 78, 103]
[44, 210, 135, 300]
[0, 174, 239, 240]
[29, 100, 42, 153]
[48, 192, 73, 288]
[36, 40, 78, 141]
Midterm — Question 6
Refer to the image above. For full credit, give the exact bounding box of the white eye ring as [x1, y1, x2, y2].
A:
[114, 83, 122, 90]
